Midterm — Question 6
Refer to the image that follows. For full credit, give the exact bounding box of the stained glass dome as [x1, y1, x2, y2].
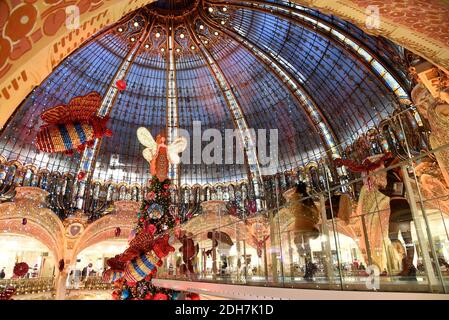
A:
[0, 0, 410, 187]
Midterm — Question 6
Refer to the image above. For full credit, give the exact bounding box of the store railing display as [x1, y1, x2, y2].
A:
[0, 277, 55, 296]
[154, 132, 449, 294]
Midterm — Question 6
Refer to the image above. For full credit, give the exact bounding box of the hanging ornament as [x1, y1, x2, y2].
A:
[13, 262, 29, 277]
[153, 293, 168, 300]
[116, 79, 126, 91]
[35, 92, 112, 155]
[146, 191, 156, 201]
[144, 293, 153, 300]
[147, 203, 163, 220]
[77, 171, 86, 181]
[22, 218, 27, 225]
[121, 289, 130, 300]
[115, 227, 121, 237]
[144, 223, 156, 235]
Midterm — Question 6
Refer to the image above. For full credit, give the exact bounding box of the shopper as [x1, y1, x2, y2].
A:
[0, 267, 5, 279]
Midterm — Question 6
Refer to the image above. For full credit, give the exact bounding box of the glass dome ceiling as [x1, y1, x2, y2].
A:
[0, 0, 410, 187]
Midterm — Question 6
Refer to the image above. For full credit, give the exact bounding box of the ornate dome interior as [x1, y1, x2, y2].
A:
[0, 0, 410, 187]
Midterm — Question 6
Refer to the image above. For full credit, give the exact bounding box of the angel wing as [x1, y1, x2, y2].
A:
[137, 127, 157, 163]
[167, 136, 187, 164]
[137, 127, 157, 148]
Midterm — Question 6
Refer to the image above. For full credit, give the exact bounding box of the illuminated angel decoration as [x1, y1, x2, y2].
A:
[137, 127, 187, 182]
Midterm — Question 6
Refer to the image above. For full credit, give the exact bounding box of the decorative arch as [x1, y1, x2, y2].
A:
[0, 187, 66, 262]
[69, 200, 138, 262]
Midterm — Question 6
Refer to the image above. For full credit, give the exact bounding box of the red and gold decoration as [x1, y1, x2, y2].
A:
[35, 92, 112, 156]
[116, 79, 127, 91]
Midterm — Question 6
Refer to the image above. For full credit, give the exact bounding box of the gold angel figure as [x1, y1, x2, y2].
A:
[137, 127, 187, 182]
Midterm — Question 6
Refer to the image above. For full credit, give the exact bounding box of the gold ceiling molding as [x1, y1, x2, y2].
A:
[295, 0, 449, 71]
[0, 0, 156, 130]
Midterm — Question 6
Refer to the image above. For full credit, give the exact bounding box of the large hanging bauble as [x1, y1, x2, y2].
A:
[22, 218, 27, 225]
[116, 79, 126, 91]
[77, 171, 86, 181]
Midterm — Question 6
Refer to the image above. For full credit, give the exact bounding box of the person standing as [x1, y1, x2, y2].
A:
[0, 267, 5, 279]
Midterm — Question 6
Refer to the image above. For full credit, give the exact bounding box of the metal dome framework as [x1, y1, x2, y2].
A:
[0, 0, 410, 191]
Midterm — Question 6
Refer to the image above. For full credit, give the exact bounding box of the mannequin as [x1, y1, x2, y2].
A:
[335, 153, 416, 279]
[377, 157, 417, 279]
[290, 181, 320, 281]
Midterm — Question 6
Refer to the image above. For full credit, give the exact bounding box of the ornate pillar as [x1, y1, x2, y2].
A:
[54, 270, 69, 300]
[165, 22, 181, 186]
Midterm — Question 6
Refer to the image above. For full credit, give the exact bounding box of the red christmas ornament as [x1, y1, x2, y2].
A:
[144, 293, 153, 300]
[77, 171, 86, 180]
[187, 293, 201, 300]
[105, 129, 113, 137]
[115, 227, 121, 237]
[116, 79, 126, 91]
[13, 262, 29, 277]
[163, 184, 169, 190]
[153, 293, 168, 300]
[112, 290, 120, 300]
[145, 224, 156, 236]
[22, 218, 27, 225]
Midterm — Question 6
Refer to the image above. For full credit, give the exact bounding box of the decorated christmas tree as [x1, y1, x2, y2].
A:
[102, 128, 199, 300]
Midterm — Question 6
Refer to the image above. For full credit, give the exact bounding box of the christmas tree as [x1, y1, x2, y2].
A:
[105, 177, 178, 300]
[103, 128, 198, 300]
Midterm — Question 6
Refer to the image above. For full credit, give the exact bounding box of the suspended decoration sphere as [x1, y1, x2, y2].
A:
[116, 79, 126, 91]
[77, 171, 86, 181]
[115, 227, 121, 237]
[22, 218, 27, 225]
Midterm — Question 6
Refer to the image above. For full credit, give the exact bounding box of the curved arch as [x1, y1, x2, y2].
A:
[0, 187, 66, 261]
[69, 200, 138, 262]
